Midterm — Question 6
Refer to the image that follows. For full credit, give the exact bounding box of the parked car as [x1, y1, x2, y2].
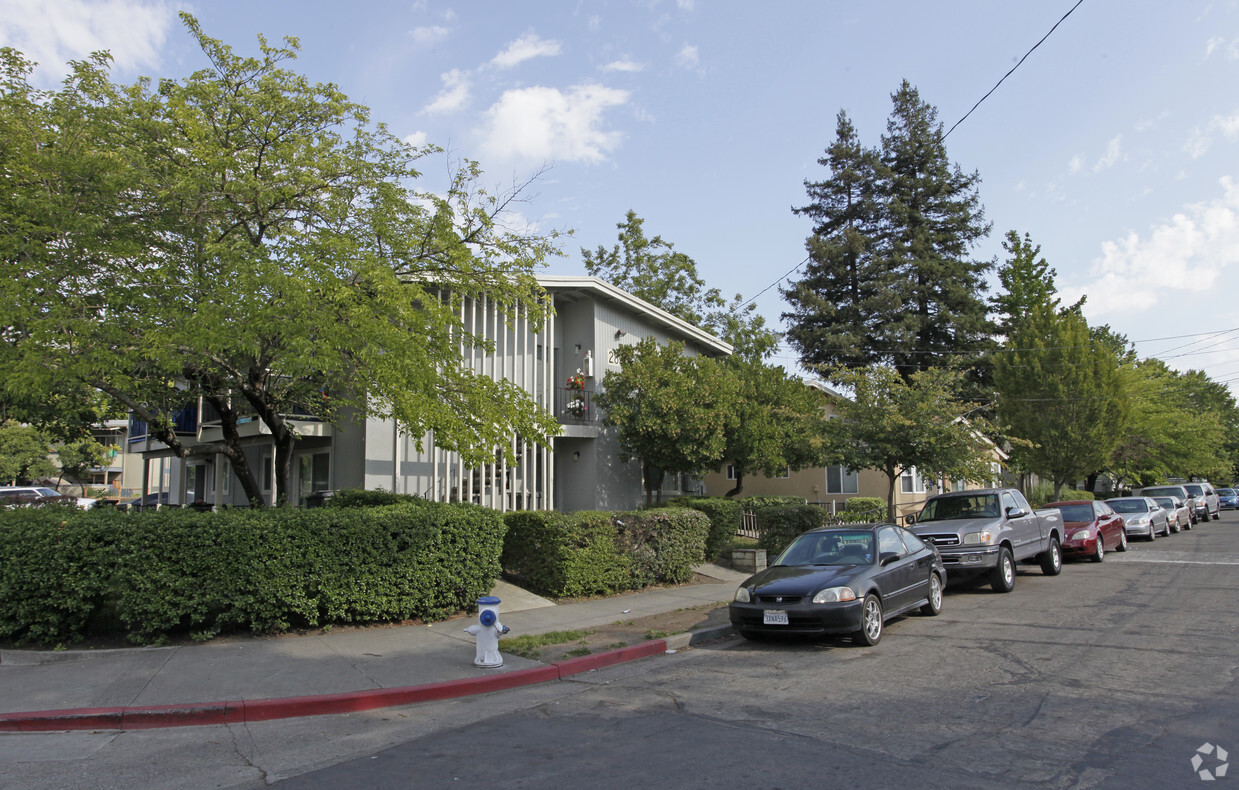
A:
[1106, 496, 1172, 541]
[907, 488, 1063, 593]
[1140, 485, 1199, 524]
[1218, 488, 1239, 510]
[730, 523, 946, 646]
[0, 485, 96, 509]
[1045, 499, 1128, 561]
[1151, 496, 1191, 532]
[116, 491, 175, 511]
[1177, 482, 1219, 522]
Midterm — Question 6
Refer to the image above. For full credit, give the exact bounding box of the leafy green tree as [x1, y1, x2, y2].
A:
[783, 110, 889, 371]
[54, 437, 107, 486]
[0, 421, 56, 484]
[821, 366, 994, 521]
[994, 307, 1127, 499]
[1, 17, 562, 506]
[719, 361, 827, 497]
[595, 338, 738, 505]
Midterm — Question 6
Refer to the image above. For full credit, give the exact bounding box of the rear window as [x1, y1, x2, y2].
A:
[1054, 504, 1095, 522]
[1184, 485, 1205, 496]
[1108, 499, 1148, 513]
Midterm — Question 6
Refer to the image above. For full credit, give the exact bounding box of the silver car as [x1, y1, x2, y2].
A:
[1106, 496, 1172, 541]
[1151, 496, 1190, 532]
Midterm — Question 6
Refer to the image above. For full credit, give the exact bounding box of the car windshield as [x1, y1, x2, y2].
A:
[776, 531, 875, 566]
[1152, 498, 1176, 510]
[917, 494, 1000, 522]
[1108, 499, 1148, 513]
[1184, 485, 1205, 496]
[1055, 504, 1094, 522]
[1220, 489, 1235, 496]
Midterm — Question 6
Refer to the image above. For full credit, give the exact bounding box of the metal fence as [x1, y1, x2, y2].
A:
[737, 504, 890, 539]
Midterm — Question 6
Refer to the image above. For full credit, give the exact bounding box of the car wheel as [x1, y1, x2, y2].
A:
[1039, 537, 1063, 576]
[1213, 511, 1220, 520]
[1091, 536, 1105, 563]
[853, 594, 883, 646]
[1147, 524, 1156, 541]
[1183, 518, 1192, 531]
[1116, 529, 1128, 552]
[1171, 520, 1180, 534]
[920, 572, 944, 616]
[991, 547, 1016, 593]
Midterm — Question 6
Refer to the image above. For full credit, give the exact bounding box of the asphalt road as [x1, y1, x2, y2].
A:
[4, 510, 1239, 789]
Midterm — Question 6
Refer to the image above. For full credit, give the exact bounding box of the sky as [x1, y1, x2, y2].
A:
[4, 0, 1239, 390]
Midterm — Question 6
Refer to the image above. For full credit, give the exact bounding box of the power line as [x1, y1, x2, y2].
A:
[941, 0, 1087, 141]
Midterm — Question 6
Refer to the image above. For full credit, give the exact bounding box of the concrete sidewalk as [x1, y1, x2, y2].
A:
[0, 564, 747, 732]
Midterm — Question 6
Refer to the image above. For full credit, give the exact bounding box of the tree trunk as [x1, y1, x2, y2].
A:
[886, 468, 898, 523]
[725, 469, 743, 498]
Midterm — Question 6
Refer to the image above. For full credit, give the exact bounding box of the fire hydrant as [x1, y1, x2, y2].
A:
[464, 596, 510, 668]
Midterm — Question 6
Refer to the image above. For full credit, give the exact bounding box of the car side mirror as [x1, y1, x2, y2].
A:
[1006, 506, 1028, 519]
[904, 514, 916, 526]
[880, 552, 901, 566]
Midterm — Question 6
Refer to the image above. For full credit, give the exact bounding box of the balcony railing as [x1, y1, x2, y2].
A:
[556, 387, 597, 424]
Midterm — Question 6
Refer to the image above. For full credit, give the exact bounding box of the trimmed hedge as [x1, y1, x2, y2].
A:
[502, 508, 708, 597]
[741, 495, 808, 510]
[0, 500, 504, 646]
[754, 504, 833, 558]
[663, 496, 742, 561]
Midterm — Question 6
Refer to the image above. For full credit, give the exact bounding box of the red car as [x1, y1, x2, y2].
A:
[1046, 500, 1128, 562]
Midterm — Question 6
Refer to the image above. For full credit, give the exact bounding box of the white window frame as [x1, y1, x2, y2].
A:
[901, 467, 926, 494]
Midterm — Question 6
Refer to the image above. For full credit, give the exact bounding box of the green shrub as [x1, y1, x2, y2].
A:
[1027, 483, 1095, 506]
[502, 508, 708, 597]
[663, 496, 741, 561]
[754, 504, 832, 558]
[323, 488, 431, 508]
[0, 500, 504, 646]
[740, 495, 808, 510]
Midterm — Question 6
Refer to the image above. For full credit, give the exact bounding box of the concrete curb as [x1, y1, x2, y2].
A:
[0, 638, 678, 732]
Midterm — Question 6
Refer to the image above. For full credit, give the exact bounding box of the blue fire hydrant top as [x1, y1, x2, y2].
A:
[477, 596, 501, 606]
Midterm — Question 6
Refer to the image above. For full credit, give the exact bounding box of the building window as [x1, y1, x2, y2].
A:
[771, 467, 790, 479]
[901, 467, 926, 494]
[826, 466, 858, 494]
[726, 464, 738, 480]
[262, 455, 273, 493]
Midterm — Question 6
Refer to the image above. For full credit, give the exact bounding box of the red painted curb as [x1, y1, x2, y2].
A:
[553, 639, 668, 678]
[0, 640, 672, 732]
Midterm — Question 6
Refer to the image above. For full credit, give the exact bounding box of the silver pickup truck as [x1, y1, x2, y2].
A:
[906, 488, 1064, 593]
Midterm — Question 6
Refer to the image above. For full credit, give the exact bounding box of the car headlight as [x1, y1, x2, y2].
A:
[735, 586, 751, 603]
[1072, 529, 1093, 540]
[1128, 516, 1150, 526]
[812, 586, 857, 604]
[962, 530, 994, 545]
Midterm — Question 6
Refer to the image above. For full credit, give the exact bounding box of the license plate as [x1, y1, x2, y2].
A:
[763, 610, 789, 625]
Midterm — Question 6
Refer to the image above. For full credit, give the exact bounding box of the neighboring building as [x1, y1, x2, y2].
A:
[124, 276, 732, 511]
[702, 380, 1007, 521]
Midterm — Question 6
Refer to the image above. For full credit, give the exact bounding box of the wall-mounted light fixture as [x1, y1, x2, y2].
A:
[615, 329, 627, 339]
[572, 451, 581, 462]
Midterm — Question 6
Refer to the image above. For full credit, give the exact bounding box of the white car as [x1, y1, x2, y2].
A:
[0, 486, 97, 509]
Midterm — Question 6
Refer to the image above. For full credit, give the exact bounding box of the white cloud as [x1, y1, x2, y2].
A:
[1206, 36, 1225, 56]
[675, 44, 700, 69]
[490, 32, 561, 69]
[1184, 110, 1239, 159]
[409, 26, 449, 46]
[423, 69, 471, 114]
[1068, 154, 1084, 174]
[1093, 135, 1123, 172]
[677, 0, 695, 9]
[0, 0, 175, 83]
[601, 59, 644, 73]
[403, 131, 429, 149]
[1062, 177, 1239, 318]
[478, 83, 629, 164]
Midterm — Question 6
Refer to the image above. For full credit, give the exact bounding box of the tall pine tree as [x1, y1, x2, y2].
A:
[782, 110, 889, 371]
[784, 83, 996, 383]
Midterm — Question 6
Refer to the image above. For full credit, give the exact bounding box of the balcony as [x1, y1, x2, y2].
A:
[556, 387, 597, 425]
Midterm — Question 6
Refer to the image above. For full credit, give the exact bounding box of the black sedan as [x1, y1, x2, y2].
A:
[729, 523, 946, 646]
